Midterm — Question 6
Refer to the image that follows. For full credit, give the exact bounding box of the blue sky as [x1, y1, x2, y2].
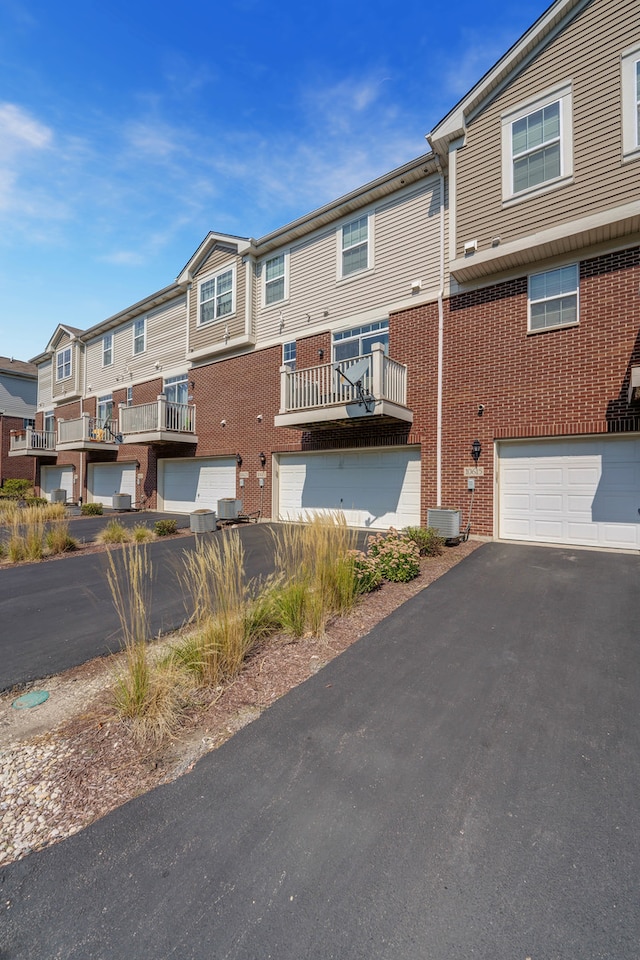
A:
[0, 0, 546, 362]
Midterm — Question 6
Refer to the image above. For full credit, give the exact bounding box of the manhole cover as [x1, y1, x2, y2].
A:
[12, 690, 50, 710]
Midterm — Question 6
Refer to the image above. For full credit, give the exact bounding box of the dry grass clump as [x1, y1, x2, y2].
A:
[98, 519, 130, 544]
[45, 522, 78, 554]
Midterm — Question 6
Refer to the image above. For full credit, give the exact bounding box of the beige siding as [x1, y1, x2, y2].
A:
[455, 0, 639, 257]
[255, 176, 444, 346]
[38, 360, 53, 409]
[188, 248, 248, 356]
[51, 332, 83, 400]
[84, 295, 187, 394]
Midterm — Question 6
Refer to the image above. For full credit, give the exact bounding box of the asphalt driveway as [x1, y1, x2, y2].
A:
[0, 523, 278, 691]
[2, 542, 639, 958]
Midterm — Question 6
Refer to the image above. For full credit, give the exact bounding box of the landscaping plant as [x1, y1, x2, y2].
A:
[98, 519, 130, 544]
[403, 525, 445, 557]
[45, 522, 78, 554]
[81, 502, 103, 516]
[367, 528, 421, 582]
[154, 518, 177, 536]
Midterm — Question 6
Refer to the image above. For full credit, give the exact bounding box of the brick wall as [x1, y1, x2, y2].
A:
[435, 244, 640, 535]
[1, 416, 37, 488]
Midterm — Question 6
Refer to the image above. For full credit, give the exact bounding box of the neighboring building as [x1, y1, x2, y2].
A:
[13, 0, 640, 550]
[0, 356, 37, 488]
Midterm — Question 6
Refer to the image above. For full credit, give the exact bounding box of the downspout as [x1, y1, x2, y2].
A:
[435, 159, 445, 507]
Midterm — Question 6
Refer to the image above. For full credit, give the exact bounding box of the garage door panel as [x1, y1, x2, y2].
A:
[41, 466, 74, 503]
[160, 458, 236, 513]
[88, 463, 136, 508]
[499, 438, 640, 549]
[278, 449, 420, 530]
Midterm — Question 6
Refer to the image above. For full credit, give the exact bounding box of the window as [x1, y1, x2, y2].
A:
[56, 346, 72, 382]
[265, 254, 285, 305]
[102, 332, 113, 366]
[23, 418, 35, 429]
[164, 374, 188, 405]
[341, 215, 369, 277]
[502, 84, 573, 201]
[528, 265, 578, 331]
[283, 341, 296, 370]
[44, 411, 55, 435]
[622, 45, 640, 159]
[97, 394, 113, 424]
[333, 320, 388, 362]
[126, 386, 133, 406]
[133, 317, 146, 355]
[199, 268, 234, 324]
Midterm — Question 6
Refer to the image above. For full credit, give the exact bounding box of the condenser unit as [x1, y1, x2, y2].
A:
[217, 498, 243, 520]
[427, 508, 461, 540]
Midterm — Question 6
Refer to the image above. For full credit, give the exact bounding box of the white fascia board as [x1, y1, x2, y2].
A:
[177, 233, 252, 283]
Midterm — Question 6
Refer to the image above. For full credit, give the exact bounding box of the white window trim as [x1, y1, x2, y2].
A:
[501, 82, 573, 205]
[262, 252, 288, 307]
[282, 341, 296, 369]
[102, 332, 113, 367]
[527, 263, 579, 334]
[621, 44, 640, 161]
[197, 265, 236, 325]
[56, 346, 72, 382]
[133, 317, 146, 356]
[336, 212, 374, 282]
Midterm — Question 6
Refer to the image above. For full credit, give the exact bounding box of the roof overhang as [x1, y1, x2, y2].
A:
[450, 200, 640, 283]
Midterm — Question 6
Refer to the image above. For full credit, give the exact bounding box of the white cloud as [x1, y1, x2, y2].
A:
[0, 102, 52, 156]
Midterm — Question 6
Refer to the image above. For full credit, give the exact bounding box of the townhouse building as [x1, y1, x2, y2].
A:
[1, 356, 37, 488]
[12, 0, 640, 550]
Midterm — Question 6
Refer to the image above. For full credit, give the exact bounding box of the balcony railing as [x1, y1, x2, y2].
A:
[119, 395, 196, 442]
[55, 414, 118, 451]
[275, 343, 411, 429]
[9, 427, 57, 456]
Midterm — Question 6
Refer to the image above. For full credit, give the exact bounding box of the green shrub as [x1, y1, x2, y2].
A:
[403, 525, 445, 557]
[155, 518, 178, 537]
[349, 549, 383, 593]
[1, 478, 32, 498]
[24, 496, 48, 507]
[367, 528, 420, 583]
[82, 502, 103, 516]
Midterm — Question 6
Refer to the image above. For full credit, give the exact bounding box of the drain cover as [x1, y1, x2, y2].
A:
[12, 690, 50, 710]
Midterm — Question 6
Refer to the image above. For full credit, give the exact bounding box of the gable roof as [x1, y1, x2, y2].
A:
[427, 0, 591, 155]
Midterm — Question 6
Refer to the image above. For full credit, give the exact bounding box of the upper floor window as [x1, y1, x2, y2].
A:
[97, 394, 113, 424]
[199, 268, 234, 324]
[622, 45, 640, 160]
[44, 411, 55, 435]
[102, 333, 113, 367]
[265, 254, 286, 305]
[102, 332, 113, 366]
[23, 417, 35, 429]
[126, 386, 133, 406]
[340, 215, 370, 277]
[333, 320, 388, 362]
[528, 265, 578, 332]
[164, 374, 188, 405]
[56, 346, 72, 382]
[283, 341, 296, 370]
[502, 84, 573, 202]
[133, 317, 146, 355]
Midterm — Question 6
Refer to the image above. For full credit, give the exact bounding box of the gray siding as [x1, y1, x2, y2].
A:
[0, 372, 36, 418]
[189, 248, 248, 356]
[455, 0, 639, 257]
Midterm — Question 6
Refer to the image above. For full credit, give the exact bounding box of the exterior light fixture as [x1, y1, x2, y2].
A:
[235, 453, 243, 467]
[318, 349, 324, 359]
[471, 439, 482, 463]
[259, 452, 266, 468]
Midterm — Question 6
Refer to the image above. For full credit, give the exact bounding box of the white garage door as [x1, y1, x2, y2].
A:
[41, 465, 74, 503]
[277, 447, 421, 530]
[88, 463, 136, 508]
[159, 457, 237, 513]
[499, 437, 640, 549]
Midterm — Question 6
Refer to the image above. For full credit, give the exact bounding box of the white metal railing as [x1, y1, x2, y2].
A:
[57, 414, 117, 444]
[119, 396, 196, 435]
[9, 427, 56, 452]
[280, 345, 407, 413]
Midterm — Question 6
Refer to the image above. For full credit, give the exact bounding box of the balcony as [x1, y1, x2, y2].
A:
[274, 343, 413, 430]
[119, 394, 197, 445]
[56, 414, 119, 452]
[8, 428, 57, 458]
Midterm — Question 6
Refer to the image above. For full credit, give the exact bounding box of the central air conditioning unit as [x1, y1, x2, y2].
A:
[427, 508, 461, 540]
[217, 498, 242, 520]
